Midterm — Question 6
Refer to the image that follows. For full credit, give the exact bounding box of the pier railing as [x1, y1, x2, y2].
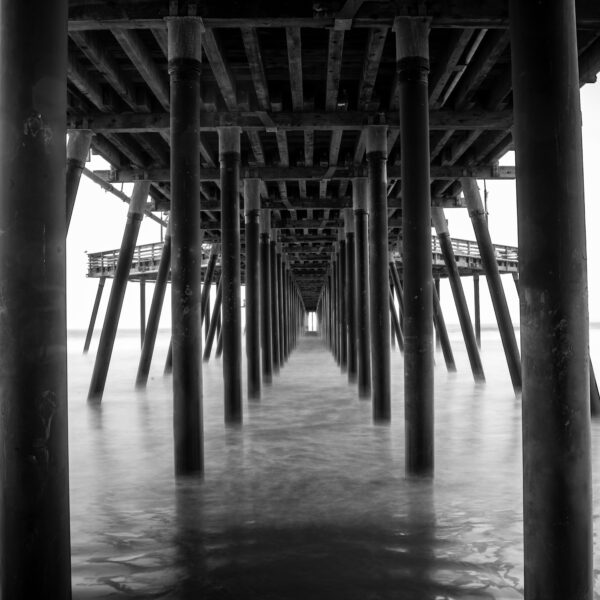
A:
[87, 236, 519, 279]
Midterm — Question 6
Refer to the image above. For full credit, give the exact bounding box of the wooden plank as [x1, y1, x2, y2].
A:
[275, 130, 289, 166]
[430, 130, 454, 161]
[67, 108, 514, 132]
[152, 28, 168, 57]
[240, 27, 271, 111]
[336, 0, 366, 19]
[326, 29, 345, 111]
[247, 130, 266, 165]
[357, 27, 388, 110]
[328, 129, 343, 166]
[112, 29, 170, 109]
[319, 180, 328, 199]
[286, 27, 304, 111]
[352, 130, 367, 164]
[70, 31, 143, 111]
[68, 56, 108, 110]
[304, 130, 314, 166]
[278, 182, 292, 208]
[450, 30, 510, 110]
[202, 28, 237, 110]
[429, 29, 474, 108]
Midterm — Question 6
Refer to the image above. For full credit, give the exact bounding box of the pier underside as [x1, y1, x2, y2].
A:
[0, 1, 599, 598]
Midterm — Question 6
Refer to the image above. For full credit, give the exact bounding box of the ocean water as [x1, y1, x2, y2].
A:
[68, 325, 600, 599]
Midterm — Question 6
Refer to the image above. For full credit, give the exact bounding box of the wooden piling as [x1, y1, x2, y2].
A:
[353, 178, 371, 398]
[88, 181, 150, 401]
[136, 227, 171, 387]
[431, 207, 485, 382]
[395, 16, 434, 475]
[0, 1, 71, 595]
[510, 1, 592, 596]
[167, 17, 204, 475]
[219, 126, 243, 423]
[83, 276, 106, 353]
[367, 125, 391, 421]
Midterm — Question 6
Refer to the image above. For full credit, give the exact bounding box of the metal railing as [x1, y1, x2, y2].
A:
[430, 236, 519, 264]
[87, 236, 519, 278]
[87, 242, 214, 278]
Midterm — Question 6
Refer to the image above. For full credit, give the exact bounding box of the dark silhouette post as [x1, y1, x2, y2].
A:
[167, 17, 204, 475]
[0, 1, 71, 596]
[396, 16, 434, 476]
[510, 1, 592, 596]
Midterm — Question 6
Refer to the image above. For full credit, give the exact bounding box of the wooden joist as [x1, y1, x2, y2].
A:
[112, 29, 170, 109]
[241, 27, 271, 111]
[95, 163, 515, 185]
[325, 29, 345, 111]
[286, 27, 304, 112]
[357, 27, 388, 110]
[67, 108, 514, 132]
[202, 28, 237, 110]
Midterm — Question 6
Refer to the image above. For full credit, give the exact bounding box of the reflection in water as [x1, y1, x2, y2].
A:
[66, 328, 600, 599]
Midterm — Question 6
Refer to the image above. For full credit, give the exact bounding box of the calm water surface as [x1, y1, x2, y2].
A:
[68, 326, 600, 599]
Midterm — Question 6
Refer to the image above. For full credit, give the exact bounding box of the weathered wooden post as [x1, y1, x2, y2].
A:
[219, 126, 242, 423]
[270, 231, 281, 374]
[136, 226, 171, 387]
[338, 231, 348, 372]
[432, 279, 456, 372]
[431, 207, 485, 382]
[0, 0, 71, 596]
[353, 177, 371, 398]
[462, 177, 522, 393]
[88, 181, 150, 401]
[260, 209, 273, 383]
[83, 276, 106, 353]
[473, 273, 481, 347]
[167, 17, 204, 474]
[203, 274, 223, 362]
[244, 178, 261, 399]
[510, 1, 592, 597]
[345, 208, 358, 383]
[139, 275, 146, 346]
[395, 16, 434, 475]
[367, 125, 391, 421]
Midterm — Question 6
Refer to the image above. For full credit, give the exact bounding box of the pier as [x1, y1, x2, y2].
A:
[1, 0, 599, 597]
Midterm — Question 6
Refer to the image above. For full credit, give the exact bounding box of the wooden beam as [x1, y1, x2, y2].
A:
[429, 29, 474, 108]
[336, 0, 366, 19]
[450, 30, 510, 110]
[68, 56, 109, 110]
[66, 2, 600, 31]
[286, 27, 304, 111]
[241, 27, 271, 111]
[328, 129, 343, 166]
[247, 130, 266, 165]
[112, 29, 170, 109]
[151, 27, 168, 57]
[96, 164, 515, 184]
[275, 130, 289, 167]
[304, 130, 314, 166]
[326, 29, 345, 111]
[66, 108, 514, 132]
[358, 27, 388, 110]
[202, 28, 237, 110]
[70, 30, 144, 111]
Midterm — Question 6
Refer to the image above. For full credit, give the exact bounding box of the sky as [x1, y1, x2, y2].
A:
[66, 79, 600, 334]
